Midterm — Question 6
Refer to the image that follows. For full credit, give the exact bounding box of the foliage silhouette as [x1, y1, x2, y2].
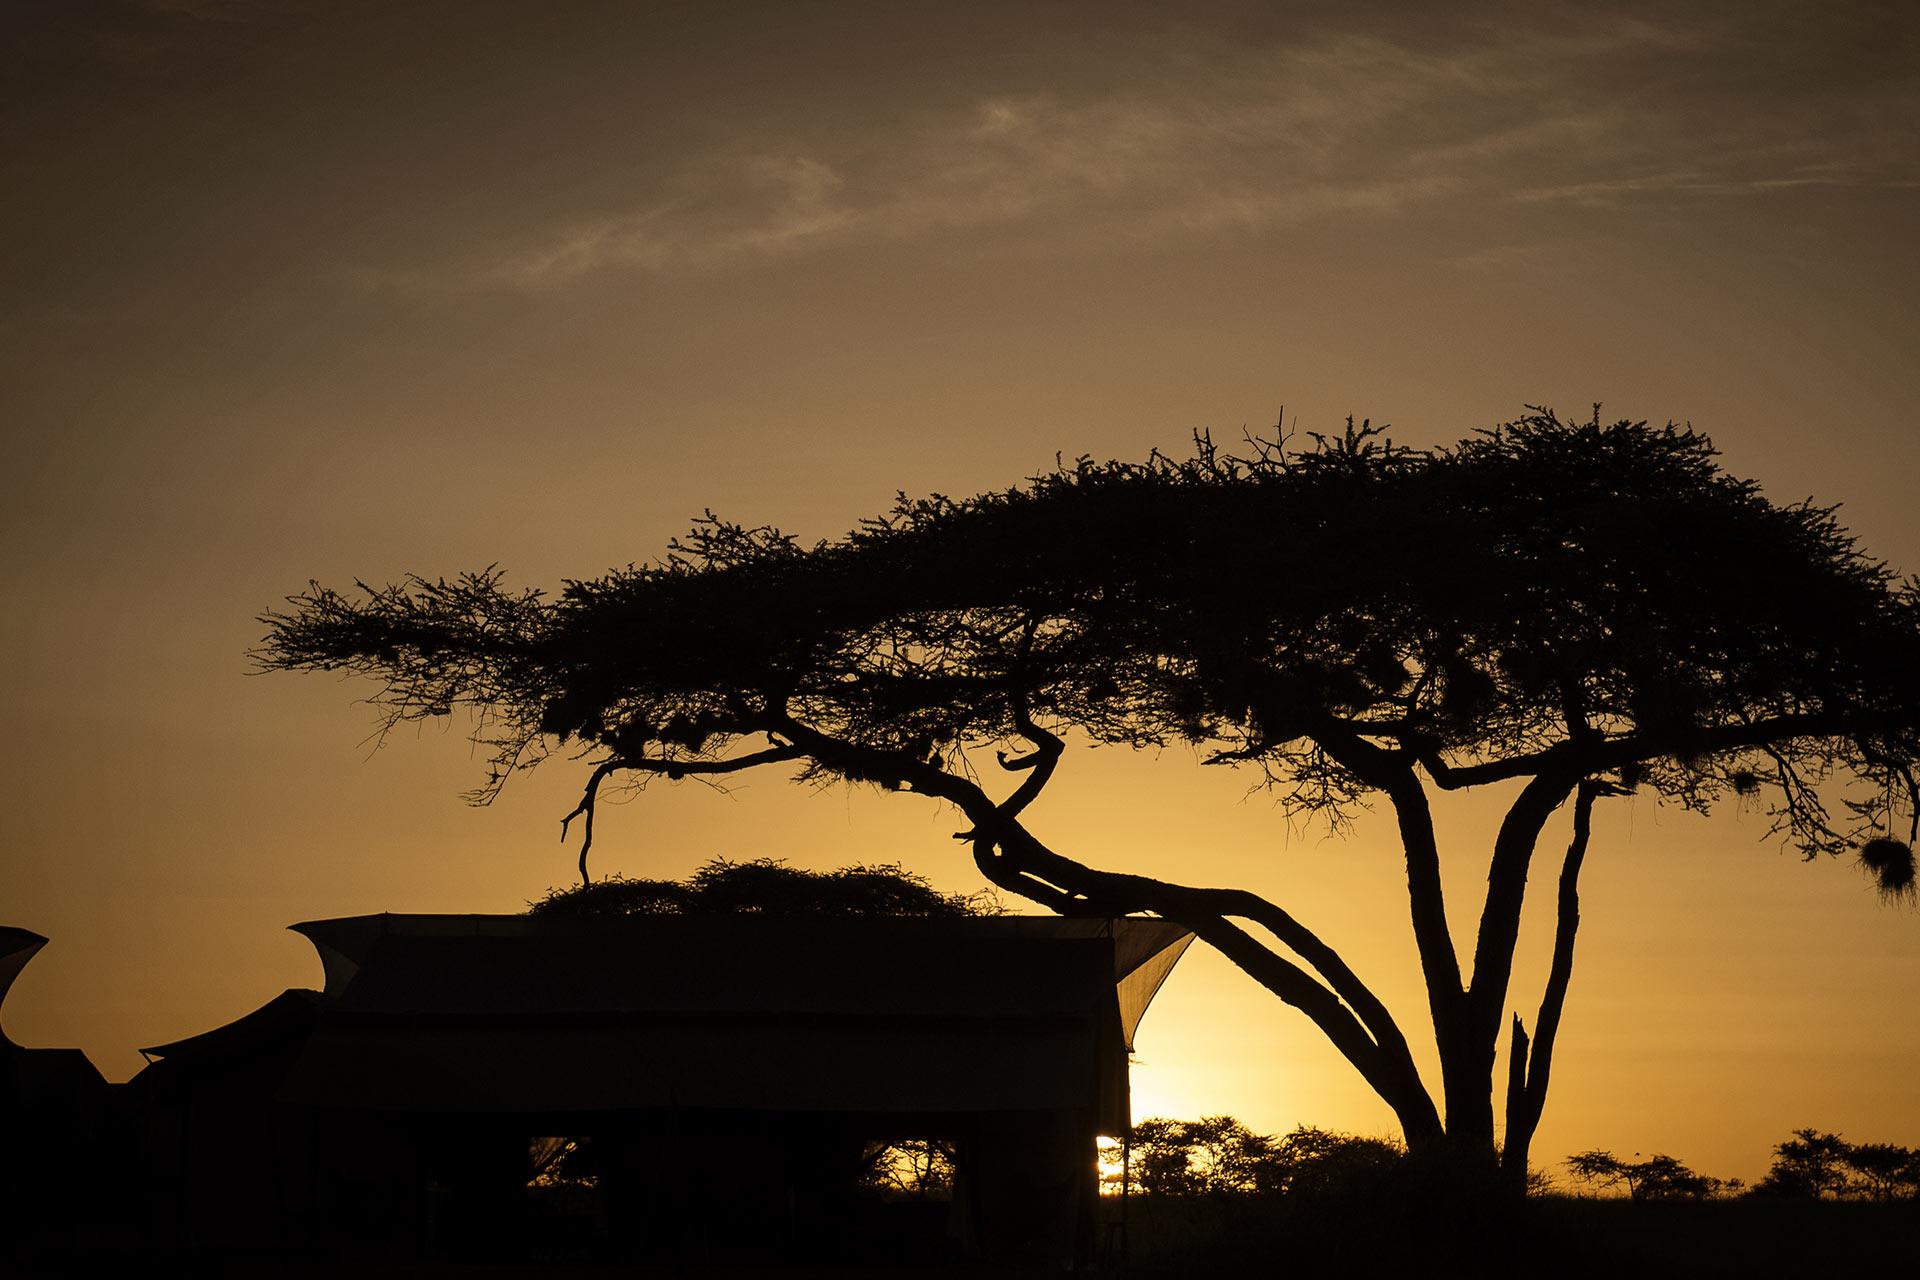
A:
[1752, 1129, 1920, 1200]
[1753, 1128, 1855, 1199]
[1564, 1150, 1731, 1200]
[1121, 1117, 1404, 1199]
[527, 856, 995, 918]
[857, 1138, 955, 1201]
[1839, 1141, 1920, 1202]
[258, 408, 1920, 1196]
[1264, 1124, 1408, 1200]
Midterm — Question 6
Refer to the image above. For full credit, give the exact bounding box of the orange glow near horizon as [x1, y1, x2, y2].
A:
[4, 0, 1918, 1191]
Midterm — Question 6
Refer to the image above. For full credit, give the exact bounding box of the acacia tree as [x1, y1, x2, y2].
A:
[1564, 1150, 1728, 1200]
[1840, 1141, 1920, 1202]
[258, 410, 1920, 1195]
[1126, 1116, 1282, 1196]
[1752, 1128, 1920, 1200]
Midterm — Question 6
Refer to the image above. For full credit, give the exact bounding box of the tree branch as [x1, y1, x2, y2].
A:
[1417, 711, 1858, 791]
[1467, 769, 1578, 1037]
[1309, 716, 1414, 789]
[967, 831, 1441, 1145]
[1516, 779, 1602, 1137]
[998, 690, 1065, 819]
[1315, 720, 1468, 1056]
[963, 811, 1439, 1141]
[620, 741, 804, 779]
[558, 759, 622, 887]
[557, 742, 805, 884]
[770, 708, 1442, 1143]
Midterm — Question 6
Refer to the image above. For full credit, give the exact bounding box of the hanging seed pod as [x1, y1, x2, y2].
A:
[1858, 837, 1917, 902]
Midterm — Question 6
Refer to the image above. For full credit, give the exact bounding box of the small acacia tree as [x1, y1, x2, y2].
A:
[1565, 1150, 1729, 1200]
[1840, 1141, 1920, 1202]
[259, 410, 1920, 1196]
[1752, 1129, 1920, 1200]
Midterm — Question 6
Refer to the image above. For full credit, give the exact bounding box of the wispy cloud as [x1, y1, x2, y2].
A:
[1515, 162, 1920, 205]
[491, 156, 856, 285]
[372, 3, 1919, 291]
[466, 55, 1482, 289]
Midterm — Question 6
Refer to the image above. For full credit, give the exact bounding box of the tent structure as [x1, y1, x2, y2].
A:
[125, 911, 1193, 1264]
[1, 927, 111, 1261]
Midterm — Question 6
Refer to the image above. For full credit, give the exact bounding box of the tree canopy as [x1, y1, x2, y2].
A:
[259, 408, 1920, 1192]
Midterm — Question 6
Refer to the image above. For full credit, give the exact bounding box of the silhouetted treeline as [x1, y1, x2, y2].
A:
[1111, 1116, 1403, 1200]
[1567, 1129, 1920, 1201]
[1107, 1118, 1920, 1277]
[1122, 1117, 1920, 1206]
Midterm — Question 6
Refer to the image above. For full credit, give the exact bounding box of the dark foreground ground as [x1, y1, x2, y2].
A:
[1113, 1194, 1920, 1278]
[20, 1197, 1919, 1278]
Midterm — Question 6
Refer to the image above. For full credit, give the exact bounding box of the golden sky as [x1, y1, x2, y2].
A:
[3, 0, 1917, 1184]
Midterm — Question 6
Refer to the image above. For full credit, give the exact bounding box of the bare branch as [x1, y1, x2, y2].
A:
[557, 742, 805, 884]
[558, 759, 622, 887]
[621, 741, 805, 779]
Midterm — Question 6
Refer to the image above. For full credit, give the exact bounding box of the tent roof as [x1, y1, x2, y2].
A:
[272, 914, 1192, 1127]
[2, 928, 111, 1101]
[139, 988, 323, 1061]
[127, 914, 1192, 1130]
[292, 913, 1191, 1049]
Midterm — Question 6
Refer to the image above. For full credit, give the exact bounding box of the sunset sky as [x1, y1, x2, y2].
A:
[4, 0, 1918, 1184]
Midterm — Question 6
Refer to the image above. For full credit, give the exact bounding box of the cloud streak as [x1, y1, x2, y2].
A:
[371, 4, 1918, 290]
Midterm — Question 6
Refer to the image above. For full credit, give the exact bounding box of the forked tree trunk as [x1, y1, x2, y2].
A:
[1400, 779, 1598, 1202]
[1496, 783, 1599, 1198]
[804, 719, 1594, 1206]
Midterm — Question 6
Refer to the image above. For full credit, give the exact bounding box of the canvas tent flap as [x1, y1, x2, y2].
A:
[1113, 930, 1194, 1051]
[292, 914, 534, 994]
[0, 927, 49, 1044]
[965, 917, 1193, 1049]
